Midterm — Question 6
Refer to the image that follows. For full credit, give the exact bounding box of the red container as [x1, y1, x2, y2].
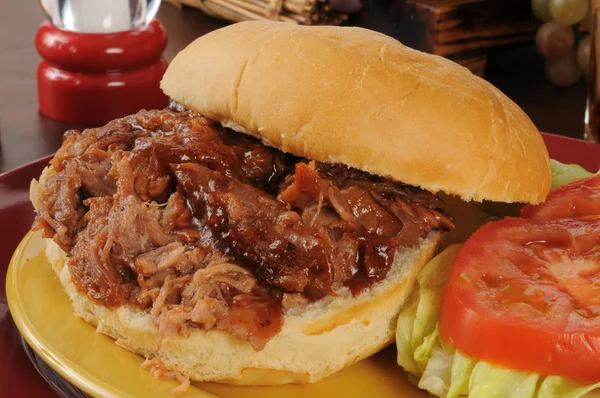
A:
[35, 19, 169, 125]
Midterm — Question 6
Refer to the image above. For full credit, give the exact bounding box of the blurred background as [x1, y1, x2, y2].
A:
[0, 0, 596, 174]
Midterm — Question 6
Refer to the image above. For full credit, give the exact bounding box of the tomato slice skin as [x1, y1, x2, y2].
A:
[521, 175, 600, 221]
[439, 217, 600, 383]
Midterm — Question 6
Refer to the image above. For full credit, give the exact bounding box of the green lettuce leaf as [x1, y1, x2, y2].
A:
[550, 159, 595, 190]
[396, 245, 600, 398]
[397, 245, 461, 375]
[447, 351, 475, 397]
[467, 360, 539, 398]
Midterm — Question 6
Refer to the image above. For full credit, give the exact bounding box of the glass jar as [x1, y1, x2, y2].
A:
[39, 0, 162, 33]
[36, 0, 168, 124]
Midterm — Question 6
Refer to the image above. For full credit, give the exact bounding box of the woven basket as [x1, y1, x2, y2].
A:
[167, 0, 348, 25]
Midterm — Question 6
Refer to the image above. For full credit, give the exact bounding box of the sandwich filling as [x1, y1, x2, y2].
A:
[32, 102, 454, 350]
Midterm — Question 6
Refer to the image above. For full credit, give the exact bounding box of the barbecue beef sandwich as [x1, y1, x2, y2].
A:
[30, 21, 551, 385]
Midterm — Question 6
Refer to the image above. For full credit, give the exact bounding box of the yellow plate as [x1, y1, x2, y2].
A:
[7, 231, 426, 398]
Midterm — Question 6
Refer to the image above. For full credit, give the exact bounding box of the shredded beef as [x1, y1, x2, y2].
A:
[277, 162, 454, 291]
[141, 358, 190, 397]
[173, 162, 333, 299]
[32, 160, 84, 250]
[32, 102, 454, 350]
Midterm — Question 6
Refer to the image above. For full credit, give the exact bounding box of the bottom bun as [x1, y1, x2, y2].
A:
[45, 231, 442, 385]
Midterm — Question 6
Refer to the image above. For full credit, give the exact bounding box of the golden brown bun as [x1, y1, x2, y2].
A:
[45, 232, 442, 385]
[161, 21, 551, 204]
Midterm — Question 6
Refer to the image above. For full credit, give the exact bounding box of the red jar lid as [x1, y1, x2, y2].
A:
[35, 20, 169, 125]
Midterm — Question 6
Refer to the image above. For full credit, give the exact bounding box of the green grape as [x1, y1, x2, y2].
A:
[536, 22, 575, 59]
[532, 0, 553, 22]
[549, 0, 589, 25]
[545, 50, 583, 86]
[577, 34, 592, 78]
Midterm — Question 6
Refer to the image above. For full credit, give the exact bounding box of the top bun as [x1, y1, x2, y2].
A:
[161, 21, 551, 204]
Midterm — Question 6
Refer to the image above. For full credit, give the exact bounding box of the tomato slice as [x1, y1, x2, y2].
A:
[521, 175, 600, 221]
[439, 216, 600, 383]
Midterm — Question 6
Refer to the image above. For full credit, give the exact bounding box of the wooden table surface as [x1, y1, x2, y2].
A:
[0, 1, 588, 174]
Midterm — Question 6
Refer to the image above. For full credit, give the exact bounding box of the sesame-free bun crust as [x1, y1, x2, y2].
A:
[161, 21, 551, 204]
[45, 232, 442, 385]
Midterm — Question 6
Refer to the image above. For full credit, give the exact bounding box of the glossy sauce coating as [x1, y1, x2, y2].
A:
[32, 103, 453, 349]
